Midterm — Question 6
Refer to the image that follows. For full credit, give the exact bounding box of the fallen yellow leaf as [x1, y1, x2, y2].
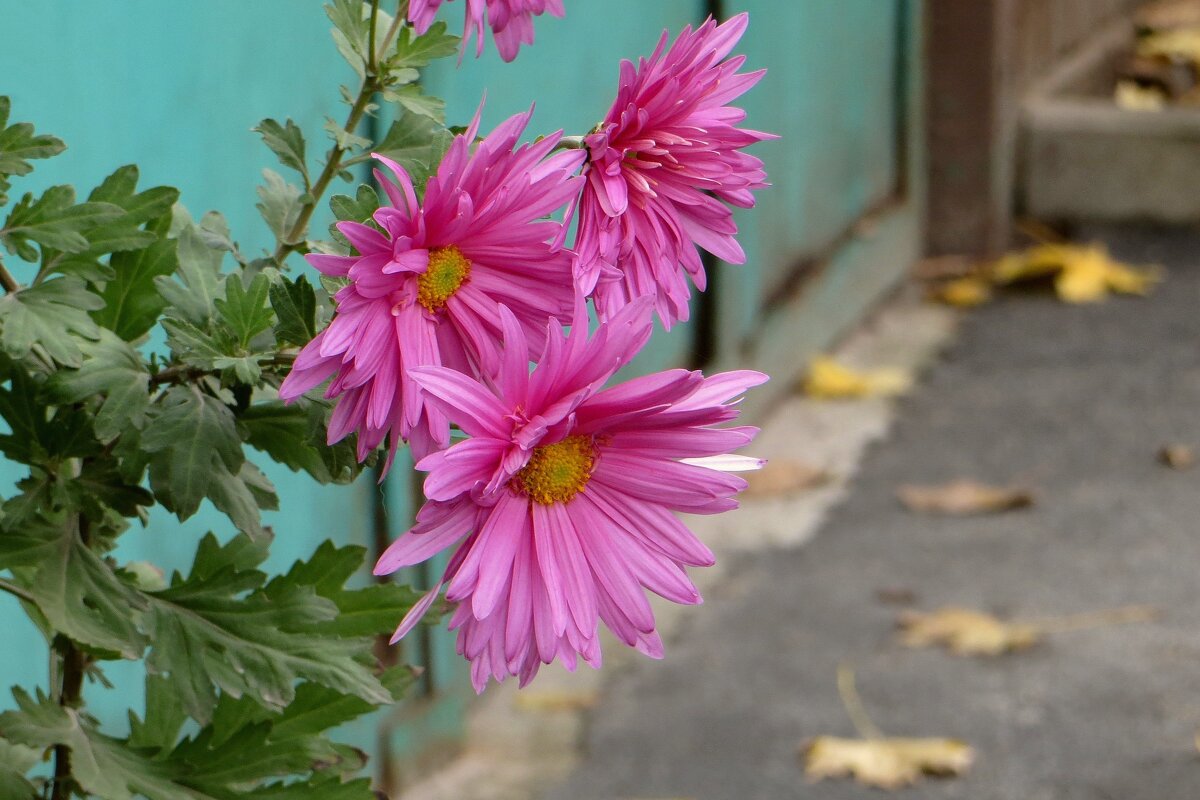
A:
[801, 665, 975, 790]
[803, 357, 912, 400]
[992, 244, 1162, 303]
[803, 736, 975, 790]
[929, 276, 992, 308]
[898, 608, 1040, 656]
[896, 480, 1033, 515]
[898, 605, 1160, 657]
[1115, 80, 1168, 111]
[1139, 27, 1200, 63]
[743, 459, 833, 497]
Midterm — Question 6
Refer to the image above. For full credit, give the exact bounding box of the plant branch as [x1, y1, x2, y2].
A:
[51, 513, 90, 800]
[149, 353, 297, 387]
[272, 2, 405, 265]
[0, 578, 34, 604]
[0, 253, 20, 294]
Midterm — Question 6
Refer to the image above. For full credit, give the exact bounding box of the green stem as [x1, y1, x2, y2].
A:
[148, 353, 296, 388]
[368, 0, 381, 77]
[271, 2, 406, 264]
[0, 578, 33, 604]
[0, 253, 20, 294]
[51, 513, 90, 800]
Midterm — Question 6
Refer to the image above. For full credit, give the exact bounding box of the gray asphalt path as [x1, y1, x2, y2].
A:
[544, 227, 1200, 800]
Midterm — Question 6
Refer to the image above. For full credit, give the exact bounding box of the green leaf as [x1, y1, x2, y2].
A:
[71, 460, 155, 517]
[0, 185, 123, 257]
[358, 112, 439, 169]
[144, 533, 390, 724]
[94, 237, 178, 340]
[0, 514, 147, 657]
[0, 96, 66, 206]
[269, 540, 420, 638]
[142, 386, 243, 520]
[128, 674, 187, 752]
[240, 400, 363, 484]
[156, 223, 225, 326]
[269, 274, 317, 347]
[255, 169, 303, 245]
[253, 119, 309, 184]
[0, 737, 38, 798]
[206, 461, 276, 539]
[0, 358, 97, 463]
[329, 184, 380, 224]
[247, 778, 376, 800]
[0, 277, 103, 367]
[0, 689, 216, 800]
[389, 21, 459, 69]
[323, 118, 372, 152]
[326, 0, 371, 77]
[45, 330, 150, 441]
[216, 272, 274, 348]
[383, 83, 446, 123]
[162, 317, 224, 368]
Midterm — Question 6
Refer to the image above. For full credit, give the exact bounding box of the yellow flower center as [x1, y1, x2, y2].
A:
[417, 245, 471, 312]
[516, 435, 595, 505]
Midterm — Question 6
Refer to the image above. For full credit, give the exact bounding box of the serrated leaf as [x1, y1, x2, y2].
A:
[0, 277, 103, 367]
[0, 514, 147, 657]
[0, 96, 66, 205]
[94, 237, 178, 340]
[254, 119, 309, 183]
[0, 358, 97, 463]
[142, 386, 243, 520]
[45, 329, 150, 441]
[156, 224, 225, 325]
[390, 21, 459, 69]
[383, 83, 446, 123]
[326, 0, 370, 77]
[144, 533, 390, 724]
[356, 112, 440, 172]
[216, 272, 274, 348]
[255, 169, 304, 244]
[240, 400, 361, 484]
[128, 674, 187, 752]
[206, 461, 276, 539]
[324, 118, 372, 152]
[0, 185, 123, 256]
[269, 274, 317, 347]
[0, 689, 217, 800]
[329, 184, 380, 224]
[162, 317, 225, 369]
[0, 736, 38, 799]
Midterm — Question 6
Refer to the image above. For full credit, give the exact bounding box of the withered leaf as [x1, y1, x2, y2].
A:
[802, 357, 912, 400]
[802, 736, 975, 790]
[898, 608, 1040, 656]
[743, 459, 833, 498]
[896, 480, 1033, 515]
[991, 244, 1162, 304]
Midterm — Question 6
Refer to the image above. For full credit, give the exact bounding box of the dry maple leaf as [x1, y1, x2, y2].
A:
[801, 665, 975, 790]
[803, 736, 975, 790]
[898, 608, 1040, 656]
[743, 458, 833, 497]
[802, 356, 912, 400]
[896, 480, 1033, 515]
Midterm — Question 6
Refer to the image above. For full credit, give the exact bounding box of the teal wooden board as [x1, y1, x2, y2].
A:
[716, 0, 906, 359]
[716, 0, 926, 404]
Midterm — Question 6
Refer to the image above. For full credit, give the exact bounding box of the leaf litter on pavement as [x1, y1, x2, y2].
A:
[896, 480, 1034, 515]
[898, 606, 1161, 657]
[801, 665, 975, 790]
[742, 458, 833, 497]
[802, 356, 912, 400]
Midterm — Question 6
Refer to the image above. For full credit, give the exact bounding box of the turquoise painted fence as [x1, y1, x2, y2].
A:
[0, 0, 924, 791]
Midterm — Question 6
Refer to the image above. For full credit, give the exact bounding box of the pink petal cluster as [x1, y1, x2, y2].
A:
[374, 301, 766, 691]
[409, 0, 564, 62]
[572, 13, 773, 328]
[279, 110, 582, 467]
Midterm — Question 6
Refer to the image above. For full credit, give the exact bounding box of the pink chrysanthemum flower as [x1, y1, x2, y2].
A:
[572, 13, 773, 328]
[409, 0, 564, 62]
[279, 110, 583, 468]
[374, 300, 767, 691]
